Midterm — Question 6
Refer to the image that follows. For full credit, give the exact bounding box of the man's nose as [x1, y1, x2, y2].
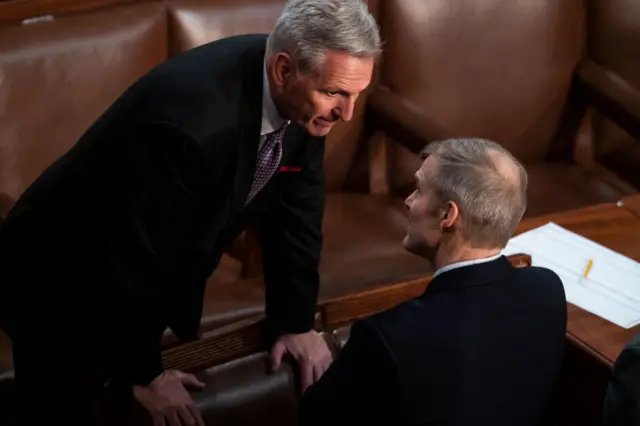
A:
[336, 97, 356, 122]
[405, 192, 415, 210]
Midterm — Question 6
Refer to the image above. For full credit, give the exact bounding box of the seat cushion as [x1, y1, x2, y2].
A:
[524, 162, 624, 217]
[319, 194, 433, 301]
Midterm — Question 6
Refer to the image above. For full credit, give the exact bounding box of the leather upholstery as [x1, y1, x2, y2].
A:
[108, 353, 300, 426]
[165, 0, 287, 57]
[375, 0, 633, 214]
[192, 353, 299, 426]
[379, 0, 585, 164]
[113, 331, 343, 426]
[587, 0, 640, 187]
[0, 2, 167, 202]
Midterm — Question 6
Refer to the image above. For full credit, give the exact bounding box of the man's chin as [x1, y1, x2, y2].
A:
[402, 235, 418, 255]
[403, 235, 432, 260]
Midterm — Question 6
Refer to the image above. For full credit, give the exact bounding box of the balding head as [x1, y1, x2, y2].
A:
[419, 138, 528, 248]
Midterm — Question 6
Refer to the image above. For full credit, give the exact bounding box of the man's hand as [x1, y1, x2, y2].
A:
[270, 330, 333, 393]
[133, 370, 206, 426]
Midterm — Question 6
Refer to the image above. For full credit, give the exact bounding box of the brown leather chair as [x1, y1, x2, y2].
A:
[370, 0, 638, 219]
[586, 0, 640, 188]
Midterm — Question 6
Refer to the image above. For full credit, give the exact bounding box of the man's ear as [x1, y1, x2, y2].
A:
[272, 52, 294, 87]
[440, 201, 459, 230]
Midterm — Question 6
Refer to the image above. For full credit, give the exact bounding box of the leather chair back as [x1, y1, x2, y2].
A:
[587, 0, 640, 187]
[377, 0, 587, 189]
[0, 3, 167, 214]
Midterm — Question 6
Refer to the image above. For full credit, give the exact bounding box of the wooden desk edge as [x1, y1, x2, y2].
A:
[566, 332, 614, 368]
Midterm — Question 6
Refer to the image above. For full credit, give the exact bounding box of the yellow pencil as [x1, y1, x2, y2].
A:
[583, 259, 593, 279]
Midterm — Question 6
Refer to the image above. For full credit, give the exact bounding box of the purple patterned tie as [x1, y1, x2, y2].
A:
[245, 124, 287, 205]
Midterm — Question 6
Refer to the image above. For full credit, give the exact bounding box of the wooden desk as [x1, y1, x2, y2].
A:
[621, 194, 640, 218]
[516, 202, 640, 366]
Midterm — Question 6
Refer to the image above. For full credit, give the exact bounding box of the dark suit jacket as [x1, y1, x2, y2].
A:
[604, 331, 640, 426]
[300, 256, 567, 426]
[0, 34, 325, 385]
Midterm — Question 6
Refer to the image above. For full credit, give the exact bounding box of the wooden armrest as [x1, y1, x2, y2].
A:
[162, 312, 323, 373]
[367, 86, 452, 155]
[577, 59, 640, 141]
[162, 316, 266, 373]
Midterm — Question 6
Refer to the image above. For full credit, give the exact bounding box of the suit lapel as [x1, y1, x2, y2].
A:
[228, 37, 266, 218]
[279, 124, 302, 169]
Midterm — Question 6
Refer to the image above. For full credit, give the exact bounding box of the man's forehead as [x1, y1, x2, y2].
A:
[420, 154, 437, 175]
[317, 51, 373, 92]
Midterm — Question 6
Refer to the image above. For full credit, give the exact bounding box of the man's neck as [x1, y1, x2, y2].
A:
[434, 245, 502, 271]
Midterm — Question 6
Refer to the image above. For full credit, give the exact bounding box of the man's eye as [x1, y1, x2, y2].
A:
[324, 90, 339, 96]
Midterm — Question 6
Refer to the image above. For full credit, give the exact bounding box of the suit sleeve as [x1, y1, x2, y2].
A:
[108, 121, 209, 386]
[603, 333, 640, 426]
[258, 137, 325, 335]
[299, 320, 398, 425]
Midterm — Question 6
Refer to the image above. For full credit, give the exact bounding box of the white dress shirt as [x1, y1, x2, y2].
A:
[433, 253, 503, 278]
[258, 61, 289, 151]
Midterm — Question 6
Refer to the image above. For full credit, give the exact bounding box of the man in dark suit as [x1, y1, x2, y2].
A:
[300, 138, 568, 425]
[0, 0, 381, 425]
[604, 331, 640, 426]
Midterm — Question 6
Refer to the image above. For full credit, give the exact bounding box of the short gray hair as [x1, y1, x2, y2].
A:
[266, 0, 382, 72]
[421, 138, 528, 249]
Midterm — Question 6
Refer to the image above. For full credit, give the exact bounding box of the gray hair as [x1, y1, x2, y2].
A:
[420, 138, 528, 249]
[266, 0, 382, 73]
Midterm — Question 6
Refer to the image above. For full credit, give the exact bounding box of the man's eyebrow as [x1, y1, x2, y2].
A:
[323, 87, 353, 97]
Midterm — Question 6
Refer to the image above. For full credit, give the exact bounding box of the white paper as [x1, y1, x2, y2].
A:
[502, 222, 640, 329]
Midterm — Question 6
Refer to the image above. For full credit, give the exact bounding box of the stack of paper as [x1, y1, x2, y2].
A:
[502, 222, 640, 329]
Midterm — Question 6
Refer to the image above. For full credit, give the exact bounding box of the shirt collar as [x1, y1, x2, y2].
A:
[433, 253, 503, 278]
[261, 60, 288, 136]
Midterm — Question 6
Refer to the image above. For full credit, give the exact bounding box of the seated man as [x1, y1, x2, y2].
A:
[300, 138, 567, 425]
